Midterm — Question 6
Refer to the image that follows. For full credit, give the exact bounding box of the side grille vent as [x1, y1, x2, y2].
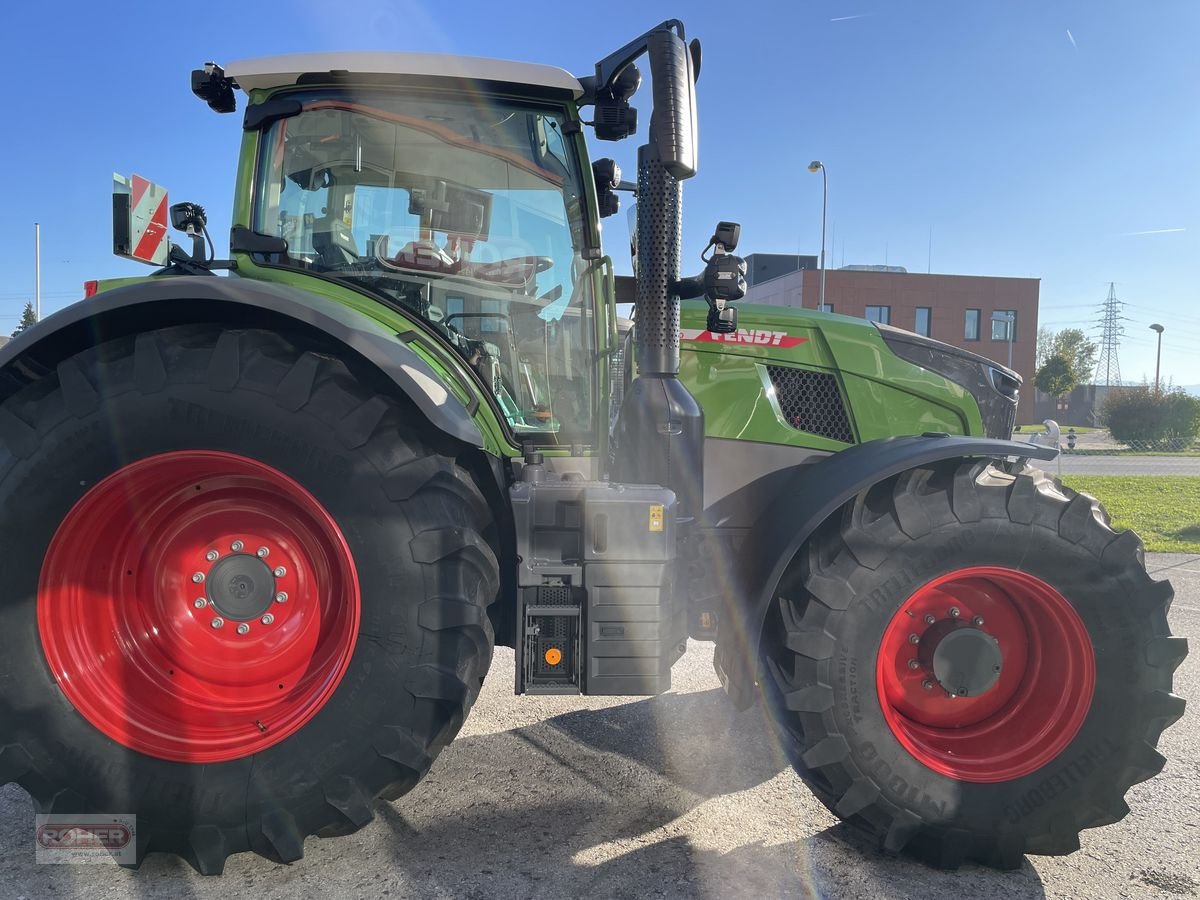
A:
[765, 366, 855, 444]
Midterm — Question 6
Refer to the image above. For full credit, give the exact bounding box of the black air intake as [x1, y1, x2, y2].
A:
[766, 366, 855, 444]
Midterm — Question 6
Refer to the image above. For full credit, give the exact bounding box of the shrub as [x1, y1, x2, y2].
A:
[1102, 386, 1200, 450]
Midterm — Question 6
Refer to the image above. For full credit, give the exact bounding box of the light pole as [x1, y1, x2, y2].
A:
[807, 160, 827, 310]
[991, 311, 1015, 368]
[1150, 323, 1164, 394]
[34, 222, 41, 322]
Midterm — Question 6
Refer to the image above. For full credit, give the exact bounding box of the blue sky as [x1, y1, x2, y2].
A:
[1, 1, 1197, 384]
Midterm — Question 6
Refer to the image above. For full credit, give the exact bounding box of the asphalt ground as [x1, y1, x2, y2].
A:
[2, 553, 1197, 900]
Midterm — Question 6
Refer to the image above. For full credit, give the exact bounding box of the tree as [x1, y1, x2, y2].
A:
[11, 302, 36, 338]
[1036, 326, 1055, 368]
[1103, 385, 1200, 450]
[1035, 354, 1077, 399]
[1051, 328, 1098, 383]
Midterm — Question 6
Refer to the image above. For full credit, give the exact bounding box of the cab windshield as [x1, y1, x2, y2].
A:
[253, 90, 594, 440]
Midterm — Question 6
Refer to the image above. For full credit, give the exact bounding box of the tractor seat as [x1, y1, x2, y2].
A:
[311, 218, 359, 267]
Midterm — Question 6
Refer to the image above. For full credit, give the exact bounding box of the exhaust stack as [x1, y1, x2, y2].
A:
[613, 23, 705, 522]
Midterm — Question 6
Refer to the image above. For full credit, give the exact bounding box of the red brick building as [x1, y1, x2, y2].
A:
[744, 264, 1040, 422]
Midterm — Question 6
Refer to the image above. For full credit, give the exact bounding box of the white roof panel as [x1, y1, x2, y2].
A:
[225, 52, 583, 97]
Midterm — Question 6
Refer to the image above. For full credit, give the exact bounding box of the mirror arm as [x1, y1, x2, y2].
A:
[578, 20, 685, 105]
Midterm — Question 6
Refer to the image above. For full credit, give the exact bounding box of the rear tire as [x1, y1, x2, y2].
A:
[0, 325, 498, 873]
[762, 459, 1187, 869]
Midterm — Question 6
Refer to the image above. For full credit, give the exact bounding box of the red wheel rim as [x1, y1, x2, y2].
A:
[38, 451, 360, 763]
[876, 566, 1095, 783]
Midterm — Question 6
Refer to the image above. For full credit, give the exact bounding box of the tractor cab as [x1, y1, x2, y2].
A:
[227, 56, 599, 439]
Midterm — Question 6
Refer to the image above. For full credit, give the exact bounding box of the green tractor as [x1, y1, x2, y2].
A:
[0, 20, 1185, 874]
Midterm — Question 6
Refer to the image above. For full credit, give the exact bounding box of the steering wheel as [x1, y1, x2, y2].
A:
[470, 256, 553, 286]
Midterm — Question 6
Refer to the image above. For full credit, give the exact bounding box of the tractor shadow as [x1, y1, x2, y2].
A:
[1170, 524, 1200, 544]
[0, 687, 1048, 899]
[365, 687, 1049, 899]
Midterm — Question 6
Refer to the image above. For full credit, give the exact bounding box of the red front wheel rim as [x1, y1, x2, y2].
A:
[38, 451, 361, 763]
[876, 566, 1095, 783]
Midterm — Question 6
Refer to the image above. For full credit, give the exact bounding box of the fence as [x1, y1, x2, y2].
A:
[1015, 420, 1200, 554]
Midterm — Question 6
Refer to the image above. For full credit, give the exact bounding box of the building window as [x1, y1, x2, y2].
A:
[965, 308, 981, 341]
[480, 298, 502, 333]
[865, 305, 890, 325]
[818, 302, 834, 313]
[991, 309, 1016, 341]
[914, 307, 932, 337]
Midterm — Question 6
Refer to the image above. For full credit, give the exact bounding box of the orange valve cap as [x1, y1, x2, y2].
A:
[544, 647, 562, 666]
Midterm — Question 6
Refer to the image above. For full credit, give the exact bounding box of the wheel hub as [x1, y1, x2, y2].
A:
[919, 624, 1002, 698]
[207, 554, 277, 620]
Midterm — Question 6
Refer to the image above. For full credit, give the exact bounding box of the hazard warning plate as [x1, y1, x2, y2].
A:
[112, 173, 169, 266]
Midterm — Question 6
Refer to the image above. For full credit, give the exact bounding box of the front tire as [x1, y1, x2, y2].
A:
[0, 325, 498, 873]
[762, 459, 1187, 868]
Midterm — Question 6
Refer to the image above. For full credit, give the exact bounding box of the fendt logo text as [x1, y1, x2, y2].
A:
[680, 328, 809, 348]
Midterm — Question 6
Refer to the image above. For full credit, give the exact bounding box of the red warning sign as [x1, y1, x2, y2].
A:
[129, 175, 169, 264]
[113, 173, 169, 266]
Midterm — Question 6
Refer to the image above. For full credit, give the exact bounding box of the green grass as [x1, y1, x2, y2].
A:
[1064, 476, 1200, 553]
[1017, 424, 1101, 433]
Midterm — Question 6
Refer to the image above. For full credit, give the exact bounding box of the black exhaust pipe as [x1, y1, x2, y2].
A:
[614, 25, 704, 523]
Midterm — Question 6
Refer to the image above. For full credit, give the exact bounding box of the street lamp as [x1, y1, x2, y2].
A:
[991, 311, 1015, 368]
[1150, 323, 1164, 394]
[807, 160, 827, 311]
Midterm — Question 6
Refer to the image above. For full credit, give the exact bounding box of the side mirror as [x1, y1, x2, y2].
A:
[646, 29, 698, 179]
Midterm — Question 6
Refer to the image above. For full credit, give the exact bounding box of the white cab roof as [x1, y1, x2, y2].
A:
[225, 52, 583, 97]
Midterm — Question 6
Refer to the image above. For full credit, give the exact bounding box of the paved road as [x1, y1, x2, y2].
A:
[2, 554, 1198, 900]
[1055, 455, 1200, 476]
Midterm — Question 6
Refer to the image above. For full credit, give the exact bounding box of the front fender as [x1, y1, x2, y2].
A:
[712, 433, 1058, 709]
[0, 276, 482, 448]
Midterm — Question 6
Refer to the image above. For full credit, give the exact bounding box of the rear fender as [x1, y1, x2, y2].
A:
[0, 276, 482, 449]
[712, 434, 1058, 709]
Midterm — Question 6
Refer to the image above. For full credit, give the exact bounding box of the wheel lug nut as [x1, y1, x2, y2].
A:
[205, 550, 219, 562]
[231, 540, 244, 552]
[193, 597, 208, 609]
[274, 566, 286, 578]
[275, 592, 288, 603]
[211, 617, 224, 629]
[257, 547, 270, 558]
[973, 615, 985, 626]
[192, 572, 205, 584]
[922, 679, 934, 691]
[261, 613, 275, 625]
[237, 623, 251, 635]
[907, 658, 920, 670]
[949, 607, 961, 618]
[923, 614, 936, 625]
[908, 634, 920, 645]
